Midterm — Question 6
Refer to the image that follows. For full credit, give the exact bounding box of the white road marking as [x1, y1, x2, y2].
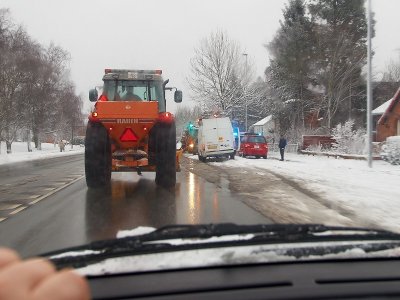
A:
[0, 203, 21, 210]
[2, 175, 85, 220]
[10, 206, 27, 215]
[29, 198, 42, 205]
[42, 187, 56, 191]
[27, 175, 85, 206]
[50, 182, 68, 185]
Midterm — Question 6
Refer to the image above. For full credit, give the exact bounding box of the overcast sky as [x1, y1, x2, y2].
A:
[1, 0, 400, 113]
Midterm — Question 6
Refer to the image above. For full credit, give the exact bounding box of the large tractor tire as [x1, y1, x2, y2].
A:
[155, 122, 176, 188]
[85, 122, 111, 188]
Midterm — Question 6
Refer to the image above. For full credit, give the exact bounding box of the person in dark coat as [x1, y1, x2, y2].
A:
[278, 136, 287, 161]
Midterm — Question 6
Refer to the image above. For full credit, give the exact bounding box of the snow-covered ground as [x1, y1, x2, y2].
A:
[0, 142, 84, 166]
[187, 151, 400, 233]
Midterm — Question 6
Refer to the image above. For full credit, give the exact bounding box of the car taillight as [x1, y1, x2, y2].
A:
[158, 112, 174, 124]
[120, 128, 138, 142]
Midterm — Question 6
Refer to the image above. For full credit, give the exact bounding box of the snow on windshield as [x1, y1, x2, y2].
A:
[76, 241, 400, 276]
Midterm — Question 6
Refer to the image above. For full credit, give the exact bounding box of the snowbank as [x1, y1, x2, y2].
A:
[205, 152, 400, 232]
[0, 142, 84, 166]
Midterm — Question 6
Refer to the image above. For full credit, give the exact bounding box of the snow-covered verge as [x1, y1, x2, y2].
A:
[187, 152, 400, 233]
[381, 136, 400, 165]
[0, 142, 84, 166]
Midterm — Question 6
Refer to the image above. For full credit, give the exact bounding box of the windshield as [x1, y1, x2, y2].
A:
[244, 136, 266, 143]
[102, 79, 165, 110]
[1, 0, 400, 270]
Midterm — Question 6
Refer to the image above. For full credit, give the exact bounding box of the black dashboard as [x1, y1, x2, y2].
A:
[88, 258, 400, 299]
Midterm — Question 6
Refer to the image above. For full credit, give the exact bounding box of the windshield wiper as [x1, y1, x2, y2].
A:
[43, 224, 400, 270]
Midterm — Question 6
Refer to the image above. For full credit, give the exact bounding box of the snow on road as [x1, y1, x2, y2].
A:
[188, 152, 400, 233]
[0, 142, 84, 166]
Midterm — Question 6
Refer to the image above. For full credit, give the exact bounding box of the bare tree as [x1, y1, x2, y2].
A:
[29, 43, 70, 149]
[175, 105, 202, 137]
[0, 12, 35, 153]
[187, 30, 253, 117]
[0, 10, 82, 154]
[382, 58, 400, 83]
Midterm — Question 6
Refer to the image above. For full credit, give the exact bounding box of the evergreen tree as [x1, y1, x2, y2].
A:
[308, 0, 372, 127]
[266, 0, 315, 138]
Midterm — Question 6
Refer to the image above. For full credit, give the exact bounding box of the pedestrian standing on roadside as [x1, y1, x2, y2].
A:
[59, 140, 65, 152]
[278, 136, 287, 161]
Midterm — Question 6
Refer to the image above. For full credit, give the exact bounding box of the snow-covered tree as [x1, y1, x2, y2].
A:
[381, 136, 400, 165]
[187, 30, 254, 121]
[265, 0, 373, 137]
[265, 0, 316, 139]
[331, 119, 366, 154]
[308, 0, 371, 128]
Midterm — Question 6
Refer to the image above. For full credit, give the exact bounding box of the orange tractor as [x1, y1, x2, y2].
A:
[85, 69, 182, 188]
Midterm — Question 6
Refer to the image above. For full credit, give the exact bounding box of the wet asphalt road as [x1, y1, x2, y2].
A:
[0, 154, 270, 257]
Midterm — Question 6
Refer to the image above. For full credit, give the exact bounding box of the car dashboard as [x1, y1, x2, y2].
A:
[88, 258, 400, 299]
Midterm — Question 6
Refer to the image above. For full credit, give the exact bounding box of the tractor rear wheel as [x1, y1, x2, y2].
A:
[85, 122, 111, 188]
[155, 122, 176, 188]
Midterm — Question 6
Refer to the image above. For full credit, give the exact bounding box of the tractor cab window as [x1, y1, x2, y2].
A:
[102, 79, 165, 111]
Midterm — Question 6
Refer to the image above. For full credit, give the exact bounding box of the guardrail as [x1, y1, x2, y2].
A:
[300, 150, 381, 160]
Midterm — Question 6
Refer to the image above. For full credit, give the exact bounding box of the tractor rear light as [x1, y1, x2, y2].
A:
[105, 69, 112, 74]
[158, 112, 174, 124]
[155, 69, 162, 75]
[88, 111, 100, 122]
[98, 94, 108, 101]
[120, 128, 138, 142]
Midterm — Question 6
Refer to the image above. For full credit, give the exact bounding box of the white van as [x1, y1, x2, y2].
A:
[197, 117, 235, 162]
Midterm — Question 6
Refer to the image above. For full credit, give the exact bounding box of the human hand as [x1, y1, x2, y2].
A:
[0, 248, 90, 300]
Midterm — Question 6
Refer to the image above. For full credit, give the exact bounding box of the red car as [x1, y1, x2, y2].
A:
[239, 134, 268, 159]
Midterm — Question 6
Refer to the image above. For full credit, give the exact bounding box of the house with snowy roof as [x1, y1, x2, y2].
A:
[373, 87, 400, 142]
[249, 115, 276, 141]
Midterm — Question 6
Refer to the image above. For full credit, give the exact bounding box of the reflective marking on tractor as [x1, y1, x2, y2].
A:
[117, 119, 138, 124]
[138, 119, 156, 123]
[98, 119, 117, 122]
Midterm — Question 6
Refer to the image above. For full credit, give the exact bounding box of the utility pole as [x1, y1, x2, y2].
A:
[243, 53, 248, 132]
[366, 0, 373, 167]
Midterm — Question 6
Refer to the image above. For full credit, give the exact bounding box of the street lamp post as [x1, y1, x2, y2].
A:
[366, 0, 373, 167]
[243, 53, 248, 132]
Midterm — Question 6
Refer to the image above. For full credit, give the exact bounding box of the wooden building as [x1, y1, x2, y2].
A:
[375, 88, 400, 142]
